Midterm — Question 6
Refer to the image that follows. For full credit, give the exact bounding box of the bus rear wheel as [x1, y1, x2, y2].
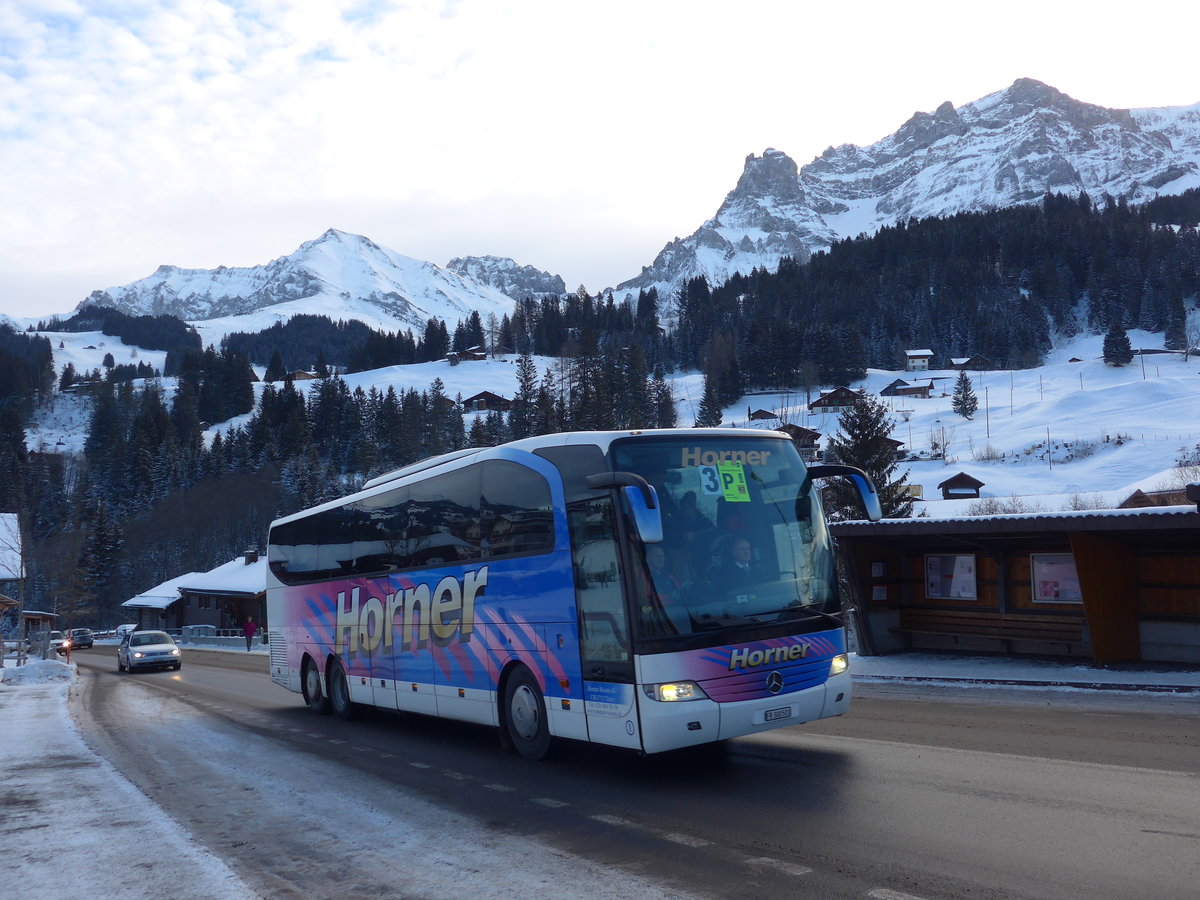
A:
[328, 661, 360, 721]
[303, 658, 330, 715]
[503, 667, 551, 760]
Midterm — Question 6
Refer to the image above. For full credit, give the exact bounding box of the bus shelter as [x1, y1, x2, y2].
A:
[832, 506, 1200, 666]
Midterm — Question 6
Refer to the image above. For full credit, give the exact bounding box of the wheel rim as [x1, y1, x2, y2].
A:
[305, 665, 321, 701]
[510, 684, 541, 741]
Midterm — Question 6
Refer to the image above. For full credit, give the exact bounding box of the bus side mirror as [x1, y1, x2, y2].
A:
[806, 465, 883, 522]
[585, 472, 664, 544]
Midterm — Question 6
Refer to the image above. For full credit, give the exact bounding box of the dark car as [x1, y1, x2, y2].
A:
[69, 628, 94, 649]
[117, 630, 182, 672]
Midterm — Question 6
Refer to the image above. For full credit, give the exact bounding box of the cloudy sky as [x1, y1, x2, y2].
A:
[2, 0, 1198, 321]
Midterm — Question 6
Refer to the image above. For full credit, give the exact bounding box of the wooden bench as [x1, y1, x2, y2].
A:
[894, 608, 1085, 655]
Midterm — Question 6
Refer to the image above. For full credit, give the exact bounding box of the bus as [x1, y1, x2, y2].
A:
[265, 429, 881, 758]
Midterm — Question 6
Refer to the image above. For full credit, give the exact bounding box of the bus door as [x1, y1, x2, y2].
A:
[568, 494, 642, 750]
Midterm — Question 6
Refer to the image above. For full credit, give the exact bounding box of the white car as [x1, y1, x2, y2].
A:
[117, 630, 182, 672]
[48, 631, 69, 655]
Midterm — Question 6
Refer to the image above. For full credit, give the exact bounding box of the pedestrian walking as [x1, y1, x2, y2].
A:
[243, 617, 258, 651]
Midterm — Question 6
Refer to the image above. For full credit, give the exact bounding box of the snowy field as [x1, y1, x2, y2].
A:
[20, 325, 1200, 512]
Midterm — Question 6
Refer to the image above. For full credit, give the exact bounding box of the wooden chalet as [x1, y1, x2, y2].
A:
[949, 355, 994, 370]
[937, 471, 985, 499]
[747, 408, 778, 421]
[447, 347, 488, 364]
[462, 390, 513, 413]
[880, 378, 933, 399]
[775, 423, 821, 461]
[809, 386, 862, 412]
[1118, 487, 1192, 509]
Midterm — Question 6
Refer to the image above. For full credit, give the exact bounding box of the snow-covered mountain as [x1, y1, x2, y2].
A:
[616, 78, 1200, 302]
[445, 256, 565, 300]
[78, 229, 521, 332]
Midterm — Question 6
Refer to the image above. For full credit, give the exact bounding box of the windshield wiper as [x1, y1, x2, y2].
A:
[801, 607, 844, 626]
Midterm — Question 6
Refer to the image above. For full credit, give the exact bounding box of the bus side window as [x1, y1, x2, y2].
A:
[481, 461, 554, 558]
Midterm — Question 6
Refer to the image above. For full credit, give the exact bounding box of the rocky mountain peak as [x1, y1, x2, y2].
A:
[730, 149, 800, 197]
[892, 99, 966, 154]
[445, 256, 566, 300]
[613, 80, 1200, 306]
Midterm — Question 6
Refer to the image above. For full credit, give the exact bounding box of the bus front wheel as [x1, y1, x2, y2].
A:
[503, 667, 551, 760]
[303, 658, 330, 715]
[328, 661, 360, 721]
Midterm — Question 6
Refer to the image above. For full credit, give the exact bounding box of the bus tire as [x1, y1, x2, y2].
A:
[328, 661, 360, 721]
[303, 657, 331, 715]
[503, 666, 551, 760]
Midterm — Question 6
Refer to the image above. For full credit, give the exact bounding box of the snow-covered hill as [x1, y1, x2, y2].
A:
[78, 229, 521, 332]
[616, 78, 1200, 303]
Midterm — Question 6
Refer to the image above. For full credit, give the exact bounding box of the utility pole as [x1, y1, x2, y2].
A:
[985, 388, 990, 439]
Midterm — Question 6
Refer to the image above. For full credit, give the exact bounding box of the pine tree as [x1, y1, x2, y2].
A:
[694, 375, 724, 427]
[1102, 321, 1134, 366]
[825, 394, 913, 519]
[264, 349, 286, 382]
[951, 370, 979, 419]
[508, 353, 539, 439]
[652, 365, 677, 428]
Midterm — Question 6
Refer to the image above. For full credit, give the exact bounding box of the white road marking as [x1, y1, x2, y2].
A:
[591, 814, 634, 827]
[745, 857, 812, 877]
[663, 832, 710, 847]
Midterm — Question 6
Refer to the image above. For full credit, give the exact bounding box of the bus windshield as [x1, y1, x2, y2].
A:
[611, 437, 838, 640]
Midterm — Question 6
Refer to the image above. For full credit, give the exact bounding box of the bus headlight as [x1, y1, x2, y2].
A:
[830, 653, 849, 676]
[642, 681, 708, 702]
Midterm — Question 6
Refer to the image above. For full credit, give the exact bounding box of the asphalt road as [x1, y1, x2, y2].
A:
[70, 647, 1200, 899]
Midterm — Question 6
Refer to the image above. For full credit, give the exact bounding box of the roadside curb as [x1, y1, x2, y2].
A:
[852, 674, 1200, 694]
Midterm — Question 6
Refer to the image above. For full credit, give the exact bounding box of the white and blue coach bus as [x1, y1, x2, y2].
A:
[266, 429, 880, 758]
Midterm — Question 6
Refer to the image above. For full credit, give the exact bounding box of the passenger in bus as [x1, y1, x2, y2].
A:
[640, 544, 690, 635]
[674, 490, 714, 577]
[708, 536, 763, 599]
[645, 544, 680, 602]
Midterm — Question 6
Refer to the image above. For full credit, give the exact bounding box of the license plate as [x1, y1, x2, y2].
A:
[764, 706, 792, 722]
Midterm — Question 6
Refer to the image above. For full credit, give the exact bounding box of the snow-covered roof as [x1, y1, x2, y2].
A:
[178, 556, 267, 597]
[122, 571, 203, 610]
[0, 513, 20, 581]
[833, 505, 1200, 534]
[905, 349, 934, 357]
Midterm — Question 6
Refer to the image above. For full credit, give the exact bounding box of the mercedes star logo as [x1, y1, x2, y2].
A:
[766, 671, 784, 694]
